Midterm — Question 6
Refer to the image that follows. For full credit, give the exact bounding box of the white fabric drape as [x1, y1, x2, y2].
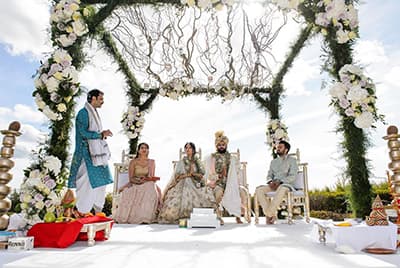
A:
[76, 161, 106, 213]
[85, 102, 111, 166]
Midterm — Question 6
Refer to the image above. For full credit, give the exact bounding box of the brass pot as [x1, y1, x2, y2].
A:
[389, 160, 400, 171]
[0, 184, 11, 199]
[0, 198, 11, 213]
[388, 140, 400, 149]
[1, 136, 15, 147]
[394, 185, 400, 194]
[0, 147, 14, 158]
[0, 158, 14, 170]
[389, 150, 400, 161]
[0, 172, 12, 184]
[392, 173, 400, 182]
[0, 214, 9, 230]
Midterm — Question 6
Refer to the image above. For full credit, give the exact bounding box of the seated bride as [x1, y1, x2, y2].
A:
[114, 142, 161, 224]
[158, 142, 216, 224]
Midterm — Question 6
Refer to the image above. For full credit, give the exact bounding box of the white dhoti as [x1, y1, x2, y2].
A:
[76, 161, 107, 213]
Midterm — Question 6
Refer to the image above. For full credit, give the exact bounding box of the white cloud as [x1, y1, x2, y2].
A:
[283, 58, 319, 96]
[0, 104, 46, 127]
[384, 66, 400, 87]
[354, 40, 388, 65]
[0, 0, 50, 58]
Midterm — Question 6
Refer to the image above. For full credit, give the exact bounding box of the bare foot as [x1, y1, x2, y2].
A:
[236, 217, 243, 224]
[266, 216, 276, 225]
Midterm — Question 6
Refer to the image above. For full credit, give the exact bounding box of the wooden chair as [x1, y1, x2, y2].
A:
[172, 148, 202, 170]
[230, 149, 252, 223]
[111, 150, 134, 218]
[254, 148, 310, 224]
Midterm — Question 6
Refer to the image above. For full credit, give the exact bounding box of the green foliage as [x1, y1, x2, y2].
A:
[309, 181, 391, 218]
[309, 190, 349, 213]
[102, 192, 113, 217]
[8, 189, 22, 214]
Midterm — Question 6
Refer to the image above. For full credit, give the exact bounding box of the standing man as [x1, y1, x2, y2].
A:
[255, 140, 298, 224]
[204, 131, 242, 225]
[68, 89, 113, 215]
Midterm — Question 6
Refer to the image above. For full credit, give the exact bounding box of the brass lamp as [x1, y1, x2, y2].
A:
[383, 125, 400, 247]
[0, 121, 21, 230]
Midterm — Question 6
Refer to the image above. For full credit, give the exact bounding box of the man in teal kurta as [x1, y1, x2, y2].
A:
[68, 89, 113, 214]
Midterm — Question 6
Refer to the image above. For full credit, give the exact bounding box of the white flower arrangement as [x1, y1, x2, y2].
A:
[51, 0, 90, 48]
[266, 119, 290, 148]
[272, 0, 358, 44]
[314, 0, 358, 44]
[33, 48, 79, 121]
[181, 0, 234, 10]
[121, 106, 145, 139]
[18, 153, 66, 228]
[329, 64, 383, 129]
[159, 79, 195, 100]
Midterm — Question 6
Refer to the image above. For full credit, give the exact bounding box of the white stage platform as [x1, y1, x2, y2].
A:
[1, 218, 399, 268]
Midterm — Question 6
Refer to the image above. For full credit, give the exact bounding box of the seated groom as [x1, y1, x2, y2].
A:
[255, 140, 298, 224]
[204, 131, 243, 225]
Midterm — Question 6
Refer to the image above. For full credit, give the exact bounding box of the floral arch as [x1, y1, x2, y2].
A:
[22, 0, 384, 226]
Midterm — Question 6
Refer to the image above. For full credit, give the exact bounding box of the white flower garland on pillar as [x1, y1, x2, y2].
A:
[329, 64, 382, 129]
[121, 106, 145, 139]
[19, 155, 66, 227]
[22, 0, 91, 228]
[266, 119, 290, 149]
[34, 0, 90, 122]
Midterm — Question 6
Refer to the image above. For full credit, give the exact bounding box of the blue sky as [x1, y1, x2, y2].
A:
[0, 0, 399, 193]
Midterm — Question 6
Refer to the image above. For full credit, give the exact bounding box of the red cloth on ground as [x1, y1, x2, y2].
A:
[27, 216, 113, 248]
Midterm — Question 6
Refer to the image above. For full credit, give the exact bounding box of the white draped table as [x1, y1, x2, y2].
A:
[312, 220, 398, 252]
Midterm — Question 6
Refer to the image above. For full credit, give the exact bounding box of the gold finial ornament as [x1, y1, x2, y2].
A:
[0, 121, 21, 230]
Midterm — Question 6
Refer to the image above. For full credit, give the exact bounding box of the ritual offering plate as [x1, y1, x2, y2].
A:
[333, 222, 352, 227]
[364, 248, 397, 254]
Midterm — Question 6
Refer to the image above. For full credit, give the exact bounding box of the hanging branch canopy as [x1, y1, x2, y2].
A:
[108, 3, 286, 100]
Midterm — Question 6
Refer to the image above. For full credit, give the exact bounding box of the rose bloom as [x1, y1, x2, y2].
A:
[57, 103, 67, 112]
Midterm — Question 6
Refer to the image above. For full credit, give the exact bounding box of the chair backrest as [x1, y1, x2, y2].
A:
[231, 149, 248, 187]
[288, 148, 309, 192]
[172, 148, 202, 170]
[113, 150, 134, 195]
[121, 149, 134, 166]
[293, 171, 304, 190]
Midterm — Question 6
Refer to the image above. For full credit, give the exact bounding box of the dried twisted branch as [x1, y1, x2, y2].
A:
[109, 3, 287, 98]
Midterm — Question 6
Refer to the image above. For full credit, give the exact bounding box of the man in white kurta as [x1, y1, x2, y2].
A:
[204, 131, 242, 225]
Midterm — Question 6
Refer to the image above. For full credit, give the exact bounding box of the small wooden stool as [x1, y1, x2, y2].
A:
[80, 220, 113, 246]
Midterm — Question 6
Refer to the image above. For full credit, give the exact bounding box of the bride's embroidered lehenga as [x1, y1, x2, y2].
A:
[158, 156, 216, 224]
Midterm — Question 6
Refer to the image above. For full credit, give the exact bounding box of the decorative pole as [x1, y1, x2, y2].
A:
[0, 121, 21, 230]
[383, 125, 400, 247]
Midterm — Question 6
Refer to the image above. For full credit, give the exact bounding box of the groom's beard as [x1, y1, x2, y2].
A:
[217, 148, 227, 154]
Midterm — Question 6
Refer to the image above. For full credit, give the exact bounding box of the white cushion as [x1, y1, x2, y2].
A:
[293, 171, 304, 190]
[292, 190, 305, 196]
[266, 190, 304, 198]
